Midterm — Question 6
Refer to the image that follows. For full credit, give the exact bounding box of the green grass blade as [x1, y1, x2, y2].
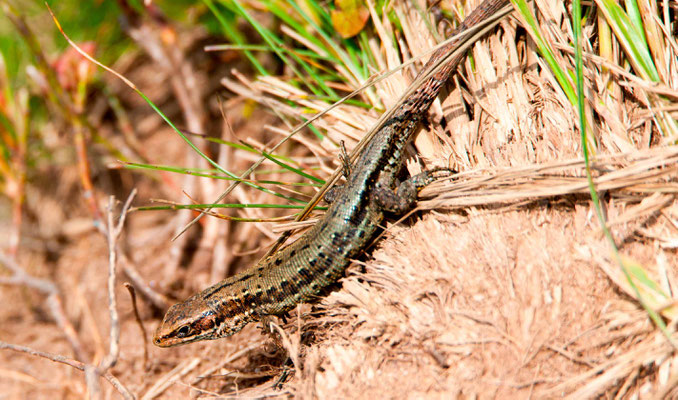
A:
[510, 0, 577, 105]
[135, 202, 326, 211]
[260, 1, 331, 59]
[227, 0, 337, 98]
[202, 0, 268, 75]
[135, 90, 307, 204]
[573, 0, 675, 345]
[255, 149, 324, 183]
[204, 43, 337, 63]
[122, 161, 322, 187]
[46, 5, 294, 201]
[285, 0, 369, 86]
[596, 0, 659, 82]
[623, 0, 647, 43]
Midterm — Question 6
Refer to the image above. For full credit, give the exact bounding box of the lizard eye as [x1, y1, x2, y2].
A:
[176, 325, 191, 338]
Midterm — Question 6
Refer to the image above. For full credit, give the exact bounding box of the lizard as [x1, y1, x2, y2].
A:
[154, 0, 511, 347]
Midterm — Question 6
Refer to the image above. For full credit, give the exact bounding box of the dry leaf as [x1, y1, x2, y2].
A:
[331, 0, 370, 38]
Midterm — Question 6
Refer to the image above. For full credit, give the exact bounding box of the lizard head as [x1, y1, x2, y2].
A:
[153, 293, 219, 347]
[153, 292, 251, 347]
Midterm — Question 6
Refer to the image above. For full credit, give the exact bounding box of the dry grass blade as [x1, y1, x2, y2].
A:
[419, 146, 678, 209]
[141, 358, 201, 400]
[542, 331, 675, 398]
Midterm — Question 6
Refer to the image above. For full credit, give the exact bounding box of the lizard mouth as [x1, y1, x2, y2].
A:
[153, 334, 187, 347]
[152, 333, 172, 347]
[153, 325, 182, 348]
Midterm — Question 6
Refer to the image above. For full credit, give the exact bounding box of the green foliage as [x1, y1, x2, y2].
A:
[597, 0, 658, 82]
[209, 0, 378, 100]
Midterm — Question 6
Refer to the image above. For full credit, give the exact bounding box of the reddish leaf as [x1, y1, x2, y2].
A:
[52, 42, 97, 91]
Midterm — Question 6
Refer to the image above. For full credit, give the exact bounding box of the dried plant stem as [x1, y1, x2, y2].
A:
[419, 146, 678, 209]
[124, 283, 149, 368]
[99, 190, 136, 372]
[120, 253, 170, 310]
[74, 122, 104, 231]
[0, 190, 138, 397]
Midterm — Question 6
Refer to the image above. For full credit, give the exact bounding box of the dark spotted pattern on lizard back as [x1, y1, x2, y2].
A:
[154, 0, 510, 347]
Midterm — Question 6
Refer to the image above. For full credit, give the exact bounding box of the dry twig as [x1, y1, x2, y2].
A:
[124, 283, 149, 368]
[100, 189, 137, 371]
[120, 253, 170, 310]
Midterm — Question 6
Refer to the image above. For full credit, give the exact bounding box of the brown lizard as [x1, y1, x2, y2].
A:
[154, 0, 511, 347]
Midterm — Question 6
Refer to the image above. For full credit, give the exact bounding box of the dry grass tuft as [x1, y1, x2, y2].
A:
[299, 194, 676, 396]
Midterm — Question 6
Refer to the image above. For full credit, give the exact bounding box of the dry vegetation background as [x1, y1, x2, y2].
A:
[1, 0, 678, 398]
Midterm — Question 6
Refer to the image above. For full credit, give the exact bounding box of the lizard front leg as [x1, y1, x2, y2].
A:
[323, 141, 353, 204]
[373, 168, 454, 214]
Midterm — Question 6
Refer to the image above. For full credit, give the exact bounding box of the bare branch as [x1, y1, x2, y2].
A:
[85, 364, 102, 400]
[0, 252, 56, 293]
[100, 189, 137, 372]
